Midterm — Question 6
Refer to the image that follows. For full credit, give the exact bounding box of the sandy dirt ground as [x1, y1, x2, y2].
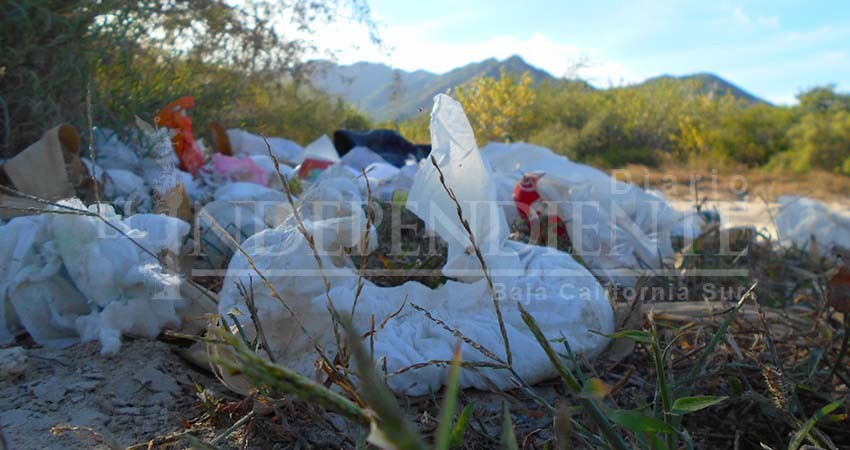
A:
[0, 340, 223, 449]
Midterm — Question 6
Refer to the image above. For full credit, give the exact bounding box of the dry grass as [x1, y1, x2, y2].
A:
[612, 164, 850, 202]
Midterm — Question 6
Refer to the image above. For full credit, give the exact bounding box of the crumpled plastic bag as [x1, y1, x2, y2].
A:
[303, 135, 341, 163]
[226, 129, 305, 165]
[214, 182, 287, 203]
[0, 200, 191, 354]
[218, 94, 613, 395]
[482, 142, 699, 285]
[211, 153, 270, 186]
[341, 146, 389, 171]
[407, 95, 518, 283]
[776, 196, 850, 252]
[93, 127, 142, 173]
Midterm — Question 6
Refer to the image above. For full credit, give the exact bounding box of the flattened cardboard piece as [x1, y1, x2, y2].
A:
[3, 124, 77, 200]
[153, 181, 193, 223]
[1, 125, 83, 218]
[209, 122, 233, 156]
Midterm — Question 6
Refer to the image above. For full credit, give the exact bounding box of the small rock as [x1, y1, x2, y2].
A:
[0, 347, 29, 378]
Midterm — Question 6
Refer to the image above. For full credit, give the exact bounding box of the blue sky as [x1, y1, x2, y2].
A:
[310, 0, 850, 104]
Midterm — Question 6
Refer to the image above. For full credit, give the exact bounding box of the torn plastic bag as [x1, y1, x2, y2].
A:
[407, 96, 519, 282]
[0, 200, 193, 354]
[482, 142, 697, 285]
[334, 129, 430, 168]
[218, 94, 613, 395]
[226, 129, 305, 165]
[776, 196, 850, 253]
[93, 127, 142, 173]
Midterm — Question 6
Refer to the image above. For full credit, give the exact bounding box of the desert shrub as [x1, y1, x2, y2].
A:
[527, 122, 580, 159]
[769, 86, 850, 174]
[456, 69, 536, 144]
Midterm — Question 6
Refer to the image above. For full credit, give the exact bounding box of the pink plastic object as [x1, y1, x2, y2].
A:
[211, 153, 269, 186]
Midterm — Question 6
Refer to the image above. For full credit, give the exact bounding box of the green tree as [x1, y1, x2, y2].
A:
[1, 0, 378, 155]
[770, 86, 850, 174]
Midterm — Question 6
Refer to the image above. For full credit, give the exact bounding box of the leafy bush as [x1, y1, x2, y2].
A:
[0, 0, 375, 155]
[399, 71, 848, 175]
[456, 69, 536, 144]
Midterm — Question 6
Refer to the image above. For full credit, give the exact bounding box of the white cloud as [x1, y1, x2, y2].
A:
[729, 5, 780, 29]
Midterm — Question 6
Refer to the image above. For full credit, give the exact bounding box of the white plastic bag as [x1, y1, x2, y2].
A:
[341, 146, 388, 171]
[482, 142, 692, 285]
[227, 129, 305, 165]
[303, 135, 341, 163]
[0, 201, 192, 354]
[407, 95, 518, 282]
[776, 196, 850, 252]
[218, 94, 613, 395]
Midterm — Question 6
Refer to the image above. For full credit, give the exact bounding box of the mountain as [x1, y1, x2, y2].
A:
[309, 55, 555, 121]
[639, 72, 768, 104]
[309, 57, 768, 121]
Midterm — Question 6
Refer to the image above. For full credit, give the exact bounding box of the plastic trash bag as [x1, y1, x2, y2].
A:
[776, 196, 850, 252]
[211, 153, 270, 186]
[341, 146, 389, 172]
[303, 135, 341, 163]
[407, 95, 519, 283]
[214, 182, 286, 203]
[226, 129, 305, 165]
[0, 200, 192, 354]
[93, 127, 142, 173]
[482, 142, 697, 285]
[334, 129, 430, 168]
[195, 201, 274, 270]
[218, 94, 613, 395]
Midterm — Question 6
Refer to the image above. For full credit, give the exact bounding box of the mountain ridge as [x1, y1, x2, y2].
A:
[308, 56, 767, 121]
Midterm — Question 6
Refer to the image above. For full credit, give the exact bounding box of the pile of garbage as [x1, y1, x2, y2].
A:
[3, 93, 846, 394]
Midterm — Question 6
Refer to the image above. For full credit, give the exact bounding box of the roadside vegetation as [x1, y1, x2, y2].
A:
[392, 72, 850, 177]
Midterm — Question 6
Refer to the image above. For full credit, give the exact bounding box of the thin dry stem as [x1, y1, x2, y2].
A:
[351, 167, 374, 317]
[236, 278, 276, 363]
[261, 135, 344, 358]
[86, 80, 101, 213]
[429, 154, 513, 366]
[198, 208, 332, 366]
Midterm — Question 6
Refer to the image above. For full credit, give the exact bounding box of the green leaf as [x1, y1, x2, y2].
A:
[449, 404, 474, 449]
[788, 401, 842, 450]
[671, 396, 728, 414]
[580, 378, 612, 401]
[501, 402, 519, 450]
[608, 410, 676, 434]
[601, 330, 654, 344]
[435, 345, 463, 450]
